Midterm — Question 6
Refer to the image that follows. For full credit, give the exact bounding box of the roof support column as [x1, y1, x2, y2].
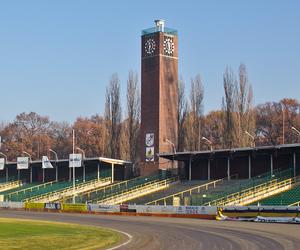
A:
[83, 163, 86, 183]
[189, 156, 192, 181]
[207, 159, 211, 181]
[30, 167, 32, 183]
[42, 168, 45, 182]
[55, 164, 58, 182]
[112, 163, 114, 183]
[18, 169, 20, 181]
[270, 154, 273, 176]
[6, 167, 8, 182]
[227, 157, 230, 180]
[97, 163, 100, 180]
[69, 167, 71, 182]
[248, 155, 251, 179]
[293, 152, 296, 177]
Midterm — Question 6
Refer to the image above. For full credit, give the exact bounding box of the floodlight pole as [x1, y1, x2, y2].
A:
[245, 131, 256, 147]
[23, 151, 32, 183]
[291, 126, 300, 137]
[49, 149, 58, 182]
[201, 137, 213, 151]
[201, 137, 213, 181]
[76, 147, 86, 182]
[165, 138, 176, 174]
[72, 129, 75, 204]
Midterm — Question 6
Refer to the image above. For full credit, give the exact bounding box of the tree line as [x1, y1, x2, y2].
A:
[0, 65, 300, 163]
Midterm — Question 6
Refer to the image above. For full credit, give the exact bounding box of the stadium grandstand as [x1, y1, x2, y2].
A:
[0, 144, 299, 205]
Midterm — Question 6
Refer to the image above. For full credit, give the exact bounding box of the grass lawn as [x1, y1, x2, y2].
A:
[0, 218, 122, 250]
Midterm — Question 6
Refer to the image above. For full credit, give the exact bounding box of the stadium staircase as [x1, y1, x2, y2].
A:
[24, 172, 112, 203]
[203, 169, 296, 206]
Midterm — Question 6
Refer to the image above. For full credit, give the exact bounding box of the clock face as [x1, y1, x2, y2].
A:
[144, 38, 156, 55]
[164, 37, 175, 56]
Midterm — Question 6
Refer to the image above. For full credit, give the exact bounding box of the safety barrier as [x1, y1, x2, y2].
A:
[2, 201, 300, 223]
[217, 206, 300, 223]
[0, 201, 217, 219]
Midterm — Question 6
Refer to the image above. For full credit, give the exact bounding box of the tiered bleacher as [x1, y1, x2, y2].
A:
[74, 173, 176, 204]
[25, 171, 112, 203]
[143, 168, 294, 206]
[0, 170, 111, 203]
[253, 185, 300, 206]
[201, 168, 295, 206]
[0, 180, 22, 194]
[129, 180, 211, 205]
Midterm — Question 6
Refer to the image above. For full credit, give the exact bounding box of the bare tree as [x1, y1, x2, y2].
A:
[222, 67, 238, 148]
[186, 74, 204, 151]
[104, 73, 122, 159]
[237, 64, 256, 147]
[125, 71, 140, 162]
[178, 77, 188, 151]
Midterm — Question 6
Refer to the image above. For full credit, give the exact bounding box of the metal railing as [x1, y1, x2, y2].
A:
[97, 177, 178, 205]
[145, 174, 238, 206]
[5, 180, 58, 199]
[206, 176, 300, 206]
[289, 201, 300, 206]
[25, 177, 111, 202]
[0, 180, 21, 192]
[84, 174, 164, 203]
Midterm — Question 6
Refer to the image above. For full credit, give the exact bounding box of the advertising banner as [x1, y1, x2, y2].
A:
[0, 158, 5, 170]
[17, 157, 29, 170]
[69, 154, 82, 168]
[44, 203, 61, 210]
[88, 204, 120, 213]
[25, 203, 45, 210]
[62, 203, 87, 212]
[42, 156, 54, 169]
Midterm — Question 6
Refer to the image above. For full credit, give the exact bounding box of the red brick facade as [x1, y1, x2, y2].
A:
[140, 31, 178, 176]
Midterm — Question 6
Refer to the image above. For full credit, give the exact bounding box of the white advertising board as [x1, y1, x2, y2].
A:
[0, 158, 5, 170]
[88, 204, 120, 213]
[42, 156, 54, 169]
[69, 154, 82, 168]
[17, 157, 29, 169]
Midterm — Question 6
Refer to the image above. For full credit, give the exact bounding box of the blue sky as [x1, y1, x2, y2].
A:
[0, 1, 299, 123]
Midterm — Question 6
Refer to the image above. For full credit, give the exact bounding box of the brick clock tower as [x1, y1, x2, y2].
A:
[140, 20, 178, 176]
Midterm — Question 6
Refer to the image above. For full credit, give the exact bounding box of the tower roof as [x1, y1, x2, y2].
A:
[142, 20, 177, 36]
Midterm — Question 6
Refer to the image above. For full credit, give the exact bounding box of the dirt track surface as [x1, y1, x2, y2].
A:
[1, 210, 300, 250]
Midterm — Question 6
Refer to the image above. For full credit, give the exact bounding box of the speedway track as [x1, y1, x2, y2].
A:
[1, 210, 300, 250]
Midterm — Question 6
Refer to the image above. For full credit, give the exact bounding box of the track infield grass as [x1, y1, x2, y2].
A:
[0, 218, 123, 250]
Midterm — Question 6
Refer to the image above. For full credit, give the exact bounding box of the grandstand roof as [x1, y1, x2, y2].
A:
[159, 143, 300, 161]
[4, 157, 132, 167]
